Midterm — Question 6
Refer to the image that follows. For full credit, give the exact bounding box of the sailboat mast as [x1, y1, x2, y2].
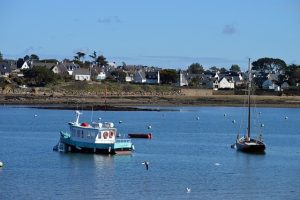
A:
[247, 58, 251, 138]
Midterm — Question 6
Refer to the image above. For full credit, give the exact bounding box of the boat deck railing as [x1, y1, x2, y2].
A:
[116, 139, 131, 143]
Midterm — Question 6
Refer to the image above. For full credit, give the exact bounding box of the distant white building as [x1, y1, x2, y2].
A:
[73, 68, 91, 81]
[212, 77, 235, 90]
[21, 61, 31, 70]
[178, 71, 188, 86]
[96, 71, 106, 80]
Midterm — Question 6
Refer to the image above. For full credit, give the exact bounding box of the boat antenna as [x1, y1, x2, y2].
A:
[247, 58, 252, 139]
[75, 110, 82, 125]
[91, 105, 94, 122]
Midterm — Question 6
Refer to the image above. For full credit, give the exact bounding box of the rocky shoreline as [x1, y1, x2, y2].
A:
[1, 93, 300, 110]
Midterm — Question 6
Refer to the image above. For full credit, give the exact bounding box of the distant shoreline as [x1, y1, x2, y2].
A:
[1, 93, 300, 110]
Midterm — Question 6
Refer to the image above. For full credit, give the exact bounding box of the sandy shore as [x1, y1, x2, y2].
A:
[1, 93, 300, 110]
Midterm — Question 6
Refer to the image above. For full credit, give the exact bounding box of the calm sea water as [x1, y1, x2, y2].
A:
[0, 106, 299, 200]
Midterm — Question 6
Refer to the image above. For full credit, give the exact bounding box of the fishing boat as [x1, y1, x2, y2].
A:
[53, 111, 134, 154]
[234, 59, 266, 153]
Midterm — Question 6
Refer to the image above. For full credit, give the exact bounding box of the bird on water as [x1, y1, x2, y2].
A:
[142, 161, 150, 170]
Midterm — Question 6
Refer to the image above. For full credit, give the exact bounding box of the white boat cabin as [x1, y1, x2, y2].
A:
[68, 111, 117, 143]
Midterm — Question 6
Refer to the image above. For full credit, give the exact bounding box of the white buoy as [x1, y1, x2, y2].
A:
[98, 117, 101, 120]
[0, 161, 3, 167]
[232, 120, 236, 123]
[285, 116, 288, 120]
[224, 113, 227, 117]
[34, 114, 38, 117]
[148, 125, 152, 129]
[215, 162, 221, 166]
[261, 123, 265, 127]
[119, 120, 123, 124]
[196, 117, 200, 120]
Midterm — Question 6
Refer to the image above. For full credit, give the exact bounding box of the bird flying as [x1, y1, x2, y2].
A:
[142, 161, 150, 170]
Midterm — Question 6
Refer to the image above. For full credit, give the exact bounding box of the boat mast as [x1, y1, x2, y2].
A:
[247, 58, 251, 138]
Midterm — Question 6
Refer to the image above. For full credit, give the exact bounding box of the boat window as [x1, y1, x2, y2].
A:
[77, 130, 80, 137]
[98, 133, 101, 139]
[82, 131, 84, 138]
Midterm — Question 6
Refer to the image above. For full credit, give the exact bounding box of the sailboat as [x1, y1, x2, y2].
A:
[234, 58, 266, 153]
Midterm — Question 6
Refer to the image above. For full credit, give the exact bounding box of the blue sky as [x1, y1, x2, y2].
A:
[1, 0, 299, 70]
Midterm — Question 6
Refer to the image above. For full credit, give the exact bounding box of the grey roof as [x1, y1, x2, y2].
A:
[145, 71, 159, 79]
[32, 61, 56, 69]
[0, 61, 11, 74]
[55, 63, 69, 74]
[134, 70, 146, 79]
[73, 68, 90, 76]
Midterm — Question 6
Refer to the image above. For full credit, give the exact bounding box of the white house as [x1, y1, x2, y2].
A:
[73, 68, 91, 81]
[125, 72, 134, 82]
[212, 77, 234, 90]
[96, 71, 106, 80]
[20, 61, 31, 70]
[178, 71, 188, 86]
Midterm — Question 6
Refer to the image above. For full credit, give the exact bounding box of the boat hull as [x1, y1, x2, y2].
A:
[55, 136, 133, 155]
[236, 138, 266, 154]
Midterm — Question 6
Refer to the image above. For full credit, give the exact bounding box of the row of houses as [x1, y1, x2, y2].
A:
[0, 59, 161, 83]
[0, 59, 291, 91]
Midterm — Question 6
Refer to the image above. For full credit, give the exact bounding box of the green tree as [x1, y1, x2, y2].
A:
[189, 76, 201, 87]
[24, 55, 30, 61]
[17, 58, 24, 68]
[252, 57, 287, 72]
[30, 54, 39, 60]
[96, 55, 108, 67]
[230, 64, 241, 72]
[89, 51, 97, 65]
[75, 52, 85, 62]
[111, 70, 126, 82]
[0, 51, 3, 61]
[187, 63, 204, 74]
[220, 67, 227, 74]
[285, 64, 300, 86]
[39, 59, 59, 63]
[160, 69, 178, 84]
[23, 66, 57, 86]
[209, 66, 219, 72]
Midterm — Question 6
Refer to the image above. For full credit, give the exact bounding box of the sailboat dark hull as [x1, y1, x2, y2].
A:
[236, 138, 266, 153]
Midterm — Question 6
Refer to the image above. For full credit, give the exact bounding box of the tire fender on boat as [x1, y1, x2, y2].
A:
[103, 132, 108, 139]
[109, 131, 114, 138]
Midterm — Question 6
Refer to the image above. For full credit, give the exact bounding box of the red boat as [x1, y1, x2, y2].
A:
[128, 133, 152, 139]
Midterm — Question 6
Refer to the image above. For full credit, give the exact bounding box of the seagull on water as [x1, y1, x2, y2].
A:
[142, 161, 150, 170]
[186, 187, 191, 193]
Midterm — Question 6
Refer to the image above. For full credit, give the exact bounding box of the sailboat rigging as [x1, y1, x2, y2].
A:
[234, 58, 266, 153]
